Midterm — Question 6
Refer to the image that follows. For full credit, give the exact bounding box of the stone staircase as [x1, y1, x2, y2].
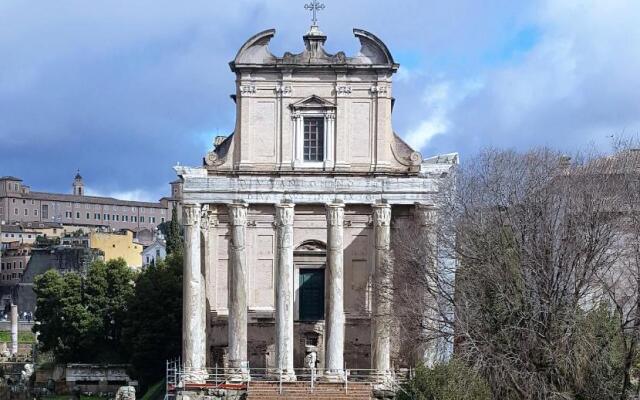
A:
[247, 381, 374, 399]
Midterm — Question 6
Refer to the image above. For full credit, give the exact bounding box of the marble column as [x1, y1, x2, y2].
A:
[10, 304, 17, 356]
[372, 203, 392, 375]
[182, 203, 207, 382]
[228, 202, 249, 376]
[275, 203, 296, 380]
[324, 202, 345, 379]
[201, 205, 218, 368]
[414, 203, 439, 366]
[415, 203, 454, 365]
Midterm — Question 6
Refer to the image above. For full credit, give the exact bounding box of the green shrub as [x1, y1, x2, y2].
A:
[398, 360, 491, 400]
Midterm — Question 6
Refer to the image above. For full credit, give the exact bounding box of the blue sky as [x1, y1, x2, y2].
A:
[1, 0, 639, 201]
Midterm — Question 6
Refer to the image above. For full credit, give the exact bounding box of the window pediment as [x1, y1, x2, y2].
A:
[295, 240, 327, 253]
[290, 95, 335, 110]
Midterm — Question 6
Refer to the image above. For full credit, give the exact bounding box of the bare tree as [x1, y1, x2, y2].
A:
[392, 148, 631, 399]
[592, 144, 640, 400]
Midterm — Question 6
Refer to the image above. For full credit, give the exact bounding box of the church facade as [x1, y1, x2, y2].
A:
[176, 22, 457, 381]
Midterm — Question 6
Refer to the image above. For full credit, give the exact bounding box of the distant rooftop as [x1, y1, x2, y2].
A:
[2, 175, 165, 207]
[0, 176, 22, 181]
[25, 191, 164, 208]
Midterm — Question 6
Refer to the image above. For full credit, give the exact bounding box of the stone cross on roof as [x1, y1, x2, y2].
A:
[304, 0, 325, 27]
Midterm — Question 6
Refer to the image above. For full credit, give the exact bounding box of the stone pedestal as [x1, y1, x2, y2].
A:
[228, 203, 249, 379]
[274, 203, 296, 381]
[323, 203, 345, 380]
[182, 204, 207, 382]
[372, 204, 391, 377]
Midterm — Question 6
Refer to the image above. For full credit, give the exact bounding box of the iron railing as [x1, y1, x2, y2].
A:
[167, 363, 410, 396]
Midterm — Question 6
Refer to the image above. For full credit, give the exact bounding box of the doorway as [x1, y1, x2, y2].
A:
[298, 268, 325, 321]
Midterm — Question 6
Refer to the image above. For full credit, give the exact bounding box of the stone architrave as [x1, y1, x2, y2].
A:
[372, 203, 392, 376]
[274, 203, 296, 380]
[227, 203, 249, 377]
[182, 203, 207, 382]
[10, 304, 17, 356]
[324, 202, 345, 380]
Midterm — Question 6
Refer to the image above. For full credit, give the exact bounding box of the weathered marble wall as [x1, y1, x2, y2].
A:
[204, 204, 378, 370]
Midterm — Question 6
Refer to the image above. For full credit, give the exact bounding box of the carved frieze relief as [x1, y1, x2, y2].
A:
[370, 85, 388, 96]
[336, 85, 352, 96]
[240, 84, 257, 95]
[275, 84, 292, 97]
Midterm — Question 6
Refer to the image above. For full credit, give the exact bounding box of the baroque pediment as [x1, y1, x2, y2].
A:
[230, 28, 398, 71]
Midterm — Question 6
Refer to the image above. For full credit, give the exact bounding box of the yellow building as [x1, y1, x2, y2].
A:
[89, 230, 142, 268]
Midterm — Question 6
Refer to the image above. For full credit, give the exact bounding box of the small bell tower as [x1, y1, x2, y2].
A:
[73, 170, 84, 196]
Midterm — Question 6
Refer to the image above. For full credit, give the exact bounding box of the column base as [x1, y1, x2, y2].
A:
[227, 360, 250, 382]
[320, 370, 345, 382]
[373, 370, 394, 387]
[181, 368, 209, 385]
[269, 369, 297, 382]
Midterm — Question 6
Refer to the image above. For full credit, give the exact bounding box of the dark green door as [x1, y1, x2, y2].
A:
[299, 268, 325, 321]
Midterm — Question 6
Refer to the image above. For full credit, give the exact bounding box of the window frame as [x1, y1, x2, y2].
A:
[290, 95, 335, 169]
[302, 116, 326, 162]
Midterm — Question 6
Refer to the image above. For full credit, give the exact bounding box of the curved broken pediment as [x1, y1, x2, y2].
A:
[233, 29, 277, 65]
[352, 29, 396, 66]
[231, 28, 398, 69]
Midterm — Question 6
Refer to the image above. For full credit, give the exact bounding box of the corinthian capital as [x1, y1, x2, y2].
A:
[228, 203, 248, 226]
[372, 204, 391, 227]
[200, 205, 219, 232]
[414, 203, 438, 227]
[275, 203, 295, 227]
[326, 203, 345, 226]
[183, 203, 201, 226]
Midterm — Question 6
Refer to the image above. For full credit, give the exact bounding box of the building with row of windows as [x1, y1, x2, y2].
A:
[0, 174, 181, 232]
[0, 243, 30, 285]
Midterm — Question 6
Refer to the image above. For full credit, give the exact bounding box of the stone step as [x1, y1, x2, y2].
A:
[247, 382, 373, 400]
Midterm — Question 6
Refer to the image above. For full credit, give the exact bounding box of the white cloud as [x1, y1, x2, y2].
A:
[405, 79, 483, 151]
[431, 0, 640, 155]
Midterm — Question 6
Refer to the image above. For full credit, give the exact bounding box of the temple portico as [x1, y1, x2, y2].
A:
[175, 14, 457, 388]
[179, 186, 450, 380]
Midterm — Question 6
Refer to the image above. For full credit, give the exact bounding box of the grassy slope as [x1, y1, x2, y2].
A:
[0, 331, 35, 343]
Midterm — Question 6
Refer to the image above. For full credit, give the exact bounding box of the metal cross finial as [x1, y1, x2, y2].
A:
[304, 0, 325, 26]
